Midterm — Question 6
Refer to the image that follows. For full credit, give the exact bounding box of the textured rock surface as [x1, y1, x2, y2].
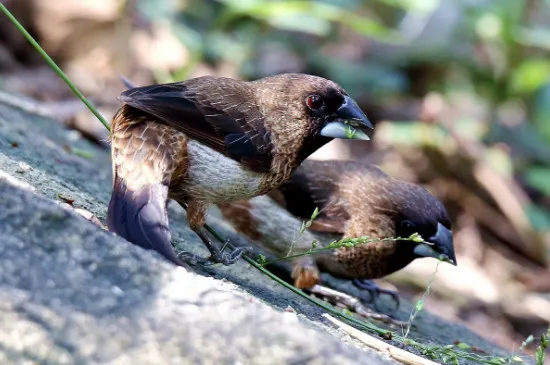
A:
[0, 96, 515, 364]
[0, 181, 395, 365]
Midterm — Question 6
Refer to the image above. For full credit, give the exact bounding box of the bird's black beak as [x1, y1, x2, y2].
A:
[413, 223, 457, 266]
[320, 95, 373, 140]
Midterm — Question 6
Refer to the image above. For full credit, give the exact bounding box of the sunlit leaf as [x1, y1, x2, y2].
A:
[510, 59, 550, 94]
[386, 0, 440, 13]
[220, 0, 397, 40]
[455, 342, 471, 350]
[484, 146, 513, 176]
[455, 118, 486, 140]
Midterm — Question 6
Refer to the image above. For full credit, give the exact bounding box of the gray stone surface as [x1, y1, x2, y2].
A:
[0, 181, 394, 365]
[0, 96, 517, 364]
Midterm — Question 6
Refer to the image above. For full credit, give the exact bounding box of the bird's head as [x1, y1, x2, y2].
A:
[351, 174, 456, 268]
[253, 74, 373, 161]
[382, 181, 457, 266]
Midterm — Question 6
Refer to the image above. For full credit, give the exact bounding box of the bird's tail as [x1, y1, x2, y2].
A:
[107, 108, 187, 267]
[107, 175, 185, 265]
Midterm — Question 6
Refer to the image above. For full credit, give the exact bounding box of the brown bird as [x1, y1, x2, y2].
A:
[219, 159, 456, 304]
[107, 74, 373, 267]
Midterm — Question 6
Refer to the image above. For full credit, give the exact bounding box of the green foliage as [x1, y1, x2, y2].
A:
[535, 326, 549, 365]
[299, 207, 319, 234]
[510, 59, 550, 94]
[261, 232, 432, 266]
[256, 254, 267, 266]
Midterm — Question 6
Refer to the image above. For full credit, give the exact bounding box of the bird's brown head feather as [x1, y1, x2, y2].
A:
[253, 74, 372, 165]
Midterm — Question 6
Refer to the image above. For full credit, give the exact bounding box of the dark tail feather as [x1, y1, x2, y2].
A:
[107, 176, 185, 266]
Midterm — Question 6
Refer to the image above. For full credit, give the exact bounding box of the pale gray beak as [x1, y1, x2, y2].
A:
[413, 223, 457, 266]
[320, 95, 373, 140]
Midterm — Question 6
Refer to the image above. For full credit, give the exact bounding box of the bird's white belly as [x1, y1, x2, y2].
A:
[184, 141, 264, 202]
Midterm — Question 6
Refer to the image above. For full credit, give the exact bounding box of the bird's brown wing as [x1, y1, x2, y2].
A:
[118, 76, 273, 173]
[274, 168, 349, 234]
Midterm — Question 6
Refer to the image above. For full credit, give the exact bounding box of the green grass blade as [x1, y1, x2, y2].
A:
[0, 2, 111, 132]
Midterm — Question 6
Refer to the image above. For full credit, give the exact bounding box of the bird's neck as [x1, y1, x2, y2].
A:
[296, 135, 333, 166]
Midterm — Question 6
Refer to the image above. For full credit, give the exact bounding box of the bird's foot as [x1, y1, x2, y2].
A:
[352, 279, 400, 312]
[177, 245, 251, 266]
[193, 228, 253, 266]
[177, 251, 213, 266]
[207, 241, 251, 266]
[308, 285, 405, 326]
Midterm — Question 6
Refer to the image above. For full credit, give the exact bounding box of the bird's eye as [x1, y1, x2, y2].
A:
[306, 95, 324, 110]
[400, 220, 415, 234]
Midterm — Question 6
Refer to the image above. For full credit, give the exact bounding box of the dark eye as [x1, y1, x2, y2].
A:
[306, 94, 324, 110]
[400, 220, 415, 234]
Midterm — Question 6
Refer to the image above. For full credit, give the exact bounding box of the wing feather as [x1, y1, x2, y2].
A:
[119, 76, 273, 172]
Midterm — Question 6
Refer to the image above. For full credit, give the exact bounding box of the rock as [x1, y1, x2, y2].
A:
[0, 97, 522, 364]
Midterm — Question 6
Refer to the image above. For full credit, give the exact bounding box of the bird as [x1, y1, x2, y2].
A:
[107, 74, 373, 267]
[219, 159, 456, 306]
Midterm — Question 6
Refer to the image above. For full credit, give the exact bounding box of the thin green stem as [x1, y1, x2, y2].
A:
[404, 261, 441, 338]
[0, 2, 111, 132]
[263, 233, 430, 266]
[264, 236, 404, 265]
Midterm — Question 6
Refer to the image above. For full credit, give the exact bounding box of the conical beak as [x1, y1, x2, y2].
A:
[320, 96, 373, 141]
[413, 223, 457, 266]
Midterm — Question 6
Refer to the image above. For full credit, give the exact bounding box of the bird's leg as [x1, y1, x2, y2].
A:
[176, 228, 250, 266]
[307, 285, 405, 326]
[178, 199, 250, 266]
[352, 279, 400, 312]
[193, 228, 250, 266]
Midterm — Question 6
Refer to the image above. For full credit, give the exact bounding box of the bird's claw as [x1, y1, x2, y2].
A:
[352, 279, 400, 312]
[211, 245, 251, 266]
[193, 229, 252, 266]
[177, 243, 251, 267]
[176, 251, 212, 266]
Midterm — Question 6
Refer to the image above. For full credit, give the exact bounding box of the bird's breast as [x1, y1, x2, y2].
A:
[182, 141, 265, 203]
